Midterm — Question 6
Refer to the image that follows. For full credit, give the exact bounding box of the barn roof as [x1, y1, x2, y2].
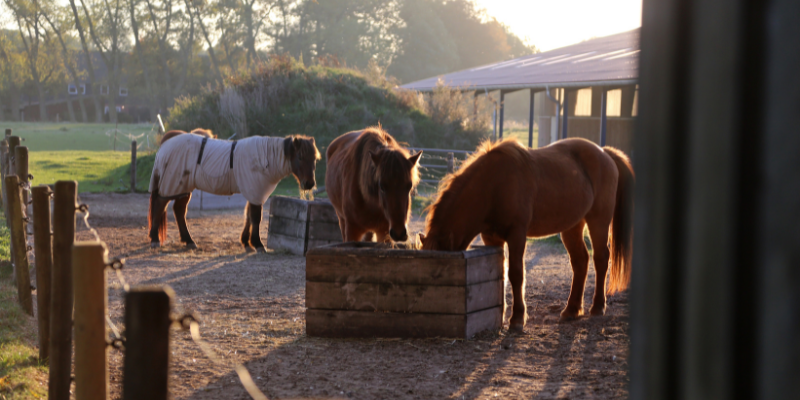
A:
[400, 28, 639, 92]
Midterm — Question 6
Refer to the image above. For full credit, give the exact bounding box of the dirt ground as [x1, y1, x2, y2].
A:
[71, 192, 629, 400]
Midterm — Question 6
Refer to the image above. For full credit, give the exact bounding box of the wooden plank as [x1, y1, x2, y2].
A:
[307, 242, 502, 260]
[307, 200, 339, 222]
[306, 279, 502, 314]
[306, 306, 502, 338]
[307, 254, 466, 286]
[72, 242, 108, 400]
[268, 215, 306, 238]
[266, 232, 305, 255]
[307, 220, 343, 242]
[306, 251, 503, 286]
[269, 196, 309, 221]
[306, 239, 342, 251]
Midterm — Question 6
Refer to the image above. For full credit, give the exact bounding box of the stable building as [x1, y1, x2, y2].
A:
[401, 29, 639, 155]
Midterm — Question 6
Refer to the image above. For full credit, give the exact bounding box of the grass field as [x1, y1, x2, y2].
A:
[0, 215, 47, 399]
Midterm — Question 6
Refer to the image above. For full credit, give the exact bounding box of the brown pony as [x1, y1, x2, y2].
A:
[149, 129, 320, 252]
[420, 138, 634, 331]
[326, 127, 422, 242]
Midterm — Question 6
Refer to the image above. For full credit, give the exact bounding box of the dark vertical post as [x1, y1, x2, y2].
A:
[7, 136, 19, 176]
[600, 88, 608, 146]
[528, 89, 536, 147]
[4, 129, 11, 137]
[499, 90, 506, 139]
[473, 91, 479, 117]
[32, 186, 53, 361]
[446, 153, 454, 174]
[49, 181, 77, 400]
[15, 146, 29, 210]
[5, 175, 32, 315]
[130, 140, 137, 192]
[561, 90, 570, 139]
[123, 287, 174, 400]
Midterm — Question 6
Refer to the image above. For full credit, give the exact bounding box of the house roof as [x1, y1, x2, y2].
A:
[400, 28, 639, 92]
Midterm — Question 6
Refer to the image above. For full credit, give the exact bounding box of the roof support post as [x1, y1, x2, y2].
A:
[528, 89, 536, 147]
[499, 90, 506, 139]
[561, 89, 569, 140]
[600, 87, 608, 146]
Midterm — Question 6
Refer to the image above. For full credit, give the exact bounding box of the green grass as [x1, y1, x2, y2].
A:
[1, 122, 160, 193]
[503, 127, 539, 147]
[0, 215, 48, 399]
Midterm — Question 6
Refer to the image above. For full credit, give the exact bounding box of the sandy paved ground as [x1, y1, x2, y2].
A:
[65, 193, 629, 400]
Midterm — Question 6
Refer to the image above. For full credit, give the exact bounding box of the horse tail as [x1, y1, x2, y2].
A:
[603, 147, 635, 294]
[148, 174, 168, 243]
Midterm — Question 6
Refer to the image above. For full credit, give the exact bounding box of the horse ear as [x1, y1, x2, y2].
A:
[408, 150, 422, 166]
[293, 136, 302, 150]
[369, 150, 381, 166]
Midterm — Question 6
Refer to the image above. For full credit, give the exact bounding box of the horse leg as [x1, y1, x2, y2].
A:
[505, 230, 528, 332]
[149, 195, 170, 248]
[587, 220, 611, 316]
[560, 221, 590, 321]
[173, 194, 197, 249]
[248, 203, 266, 253]
[241, 203, 254, 252]
[344, 224, 367, 242]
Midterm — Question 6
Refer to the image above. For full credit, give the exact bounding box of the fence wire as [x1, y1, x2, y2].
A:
[76, 206, 271, 400]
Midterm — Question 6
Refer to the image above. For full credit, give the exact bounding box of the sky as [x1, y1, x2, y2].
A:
[473, 0, 642, 51]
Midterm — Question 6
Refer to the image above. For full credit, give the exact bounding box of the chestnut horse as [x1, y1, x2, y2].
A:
[148, 129, 320, 252]
[420, 138, 634, 331]
[326, 127, 422, 242]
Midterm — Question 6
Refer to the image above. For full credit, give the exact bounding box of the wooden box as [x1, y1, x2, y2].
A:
[305, 242, 505, 338]
[266, 196, 343, 256]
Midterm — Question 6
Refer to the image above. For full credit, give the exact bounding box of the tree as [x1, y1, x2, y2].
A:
[4, 0, 65, 121]
[0, 31, 30, 121]
[43, 5, 88, 122]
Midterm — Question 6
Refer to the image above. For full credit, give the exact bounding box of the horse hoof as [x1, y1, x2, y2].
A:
[244, 246, 255, 253]
[508, 322, 525, 332]
[185, 243, 198, 250]
[590, 307, 606, 317]
[150, 242, 161, 249]
[255, 247, 267, 254]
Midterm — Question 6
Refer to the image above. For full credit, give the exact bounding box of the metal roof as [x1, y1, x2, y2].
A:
[400, 28, 639, 92]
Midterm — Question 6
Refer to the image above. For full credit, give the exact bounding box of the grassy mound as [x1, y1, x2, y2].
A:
[168, 56, 491, 153]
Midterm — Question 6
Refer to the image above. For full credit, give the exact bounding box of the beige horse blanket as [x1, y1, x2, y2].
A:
[150, 134, 291, 205]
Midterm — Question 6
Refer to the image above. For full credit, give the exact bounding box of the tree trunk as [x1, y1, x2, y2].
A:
[37, 84, 48, 122]
[10, 88, 20, 121]
[78, 96, 88, 122]
[66, 95, 76, 122]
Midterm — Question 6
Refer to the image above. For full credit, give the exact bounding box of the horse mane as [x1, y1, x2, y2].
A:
[352, 126, 418, 199]
[425, 138, 531, 228]
[160, 128, 216, 145]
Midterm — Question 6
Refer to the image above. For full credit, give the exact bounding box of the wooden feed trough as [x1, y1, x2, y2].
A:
[266, 196, 342, 256]
[305, 242, 505, 338]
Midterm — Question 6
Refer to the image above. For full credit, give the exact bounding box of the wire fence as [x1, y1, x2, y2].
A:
[410, 148, 473, 196]
[0, 126, 272, 399]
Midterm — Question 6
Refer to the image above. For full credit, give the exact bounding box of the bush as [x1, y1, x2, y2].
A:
[167, 55, 492, 151]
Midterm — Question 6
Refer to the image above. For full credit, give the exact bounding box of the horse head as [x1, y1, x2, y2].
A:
[370, 149, 422, 242]
[284, 135, 321, 191]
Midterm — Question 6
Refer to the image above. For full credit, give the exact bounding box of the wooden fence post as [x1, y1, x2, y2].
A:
[446, 152, 454, 174]
[130, 140, 137, 192]
[73, 241, 109, 400]
[5, 175, 32, 315]
[32, 185, 53, 361]
[7, 136, 19, 177]
[123, 286, 174, 400]
[49, 180, 77, 400]
[15, 146, 29, 207]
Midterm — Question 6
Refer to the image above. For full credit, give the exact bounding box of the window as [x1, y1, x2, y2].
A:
[119, 87, 128, 97]
[574, 88, 592, 116]
[100, 85, 109, 95]
[606, 89, 622, 117]
[68, 84, 78, 95]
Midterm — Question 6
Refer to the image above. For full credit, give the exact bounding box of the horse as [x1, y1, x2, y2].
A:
[326, 126, 422, 242]
[148, 129, 320, 252]
[419, 137, 634, 331]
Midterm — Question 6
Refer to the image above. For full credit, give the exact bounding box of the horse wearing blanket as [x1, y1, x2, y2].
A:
[148, 129, 320, 252]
